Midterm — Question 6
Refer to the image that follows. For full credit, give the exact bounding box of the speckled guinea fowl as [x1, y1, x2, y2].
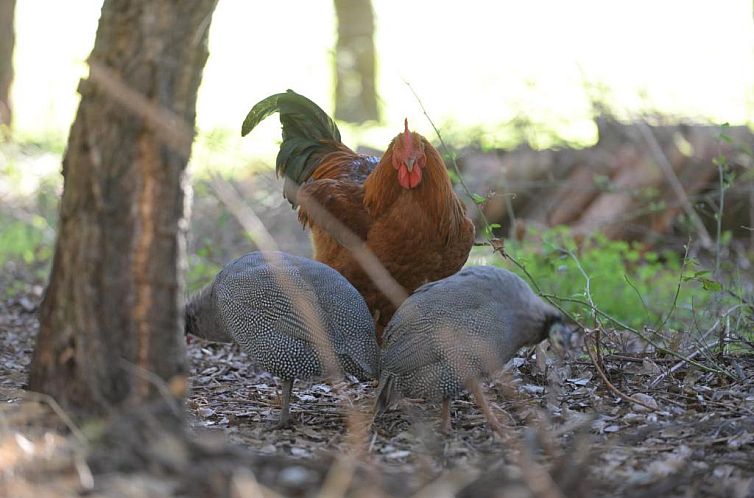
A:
[186, 251, 380, 426]
[375, 265, 575, 433]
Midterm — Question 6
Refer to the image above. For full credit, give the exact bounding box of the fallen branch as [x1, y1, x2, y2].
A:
[583, 331, 658, 412]
[541, 294, 735, 379]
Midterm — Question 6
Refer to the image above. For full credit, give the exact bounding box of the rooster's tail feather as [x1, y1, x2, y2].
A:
[242, 90, 342, 191]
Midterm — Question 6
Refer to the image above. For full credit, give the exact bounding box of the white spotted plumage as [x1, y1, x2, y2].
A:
[376, 266, 564, 411]
[187, 251, 379, 383]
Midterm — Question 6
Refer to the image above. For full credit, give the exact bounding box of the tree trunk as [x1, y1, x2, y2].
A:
[333, 0, 378, 123]
[0, 0, 15, 130]
[28, 0, 217, 416]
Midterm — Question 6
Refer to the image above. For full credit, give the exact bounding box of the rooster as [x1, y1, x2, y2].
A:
[242, 90, 475, 339]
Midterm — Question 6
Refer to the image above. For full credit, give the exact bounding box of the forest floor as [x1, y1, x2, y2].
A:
[1, 282, 753, 497]
[1, 168, 753, 497]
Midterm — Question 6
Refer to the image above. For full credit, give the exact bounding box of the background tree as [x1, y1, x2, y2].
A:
[28, 0, 217, 417]
[0, 0, 15, 131]
[333, 0, 379, 123]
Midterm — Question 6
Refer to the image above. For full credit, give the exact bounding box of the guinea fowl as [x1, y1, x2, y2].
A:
[186, 251, 380, 427]
[375, 266, 576, 433]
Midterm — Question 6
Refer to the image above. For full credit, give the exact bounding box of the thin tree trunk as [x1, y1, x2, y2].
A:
[333, 0, 378, 123]
[28, 0, 217, 416]
[0, 0, 15, 130]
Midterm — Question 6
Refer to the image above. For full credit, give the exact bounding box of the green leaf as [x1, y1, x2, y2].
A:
[712, 153, 728, 167]
[483, 223, 501, 236]
[718, 123, 732, 144]
[681, 270, 722, 292]
[682, 270, 709, 282]
[471, 193, 486, 205]
[700, 277, 722, 292]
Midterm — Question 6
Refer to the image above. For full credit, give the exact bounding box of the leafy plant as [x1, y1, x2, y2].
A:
[0, 215, 53, 266]
[471, 226, 729, 332]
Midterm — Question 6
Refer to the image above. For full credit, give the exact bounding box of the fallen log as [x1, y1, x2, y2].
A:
[458, 118, 754, 248]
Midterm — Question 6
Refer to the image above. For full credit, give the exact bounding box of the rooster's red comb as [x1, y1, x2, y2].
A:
[402, 118, 413, 150]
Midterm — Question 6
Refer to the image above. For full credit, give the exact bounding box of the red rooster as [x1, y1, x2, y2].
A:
[242, 90, 474, 339]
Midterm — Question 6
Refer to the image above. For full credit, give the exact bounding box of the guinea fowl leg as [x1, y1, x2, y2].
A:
[467, 378, 505, 436]
[276, 379, 294, 428]
[440, 399, 451, 433]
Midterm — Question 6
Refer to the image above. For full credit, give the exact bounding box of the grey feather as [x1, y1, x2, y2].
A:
[186, 251, 380, 384]
[376, 266, 566, 413]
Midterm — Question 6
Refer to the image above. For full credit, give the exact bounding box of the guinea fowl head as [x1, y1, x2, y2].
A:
[545, 314, 582, 358]
[184, 284, 231, 343]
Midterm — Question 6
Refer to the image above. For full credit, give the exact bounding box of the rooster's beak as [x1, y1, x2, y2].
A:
[405, 158, 415, 173]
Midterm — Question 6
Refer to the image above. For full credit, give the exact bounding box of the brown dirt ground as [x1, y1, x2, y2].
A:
[1, 172, 753, 497]
[1, 283, 753, 497]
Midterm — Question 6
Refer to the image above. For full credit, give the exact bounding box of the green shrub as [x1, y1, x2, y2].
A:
[469, 226, 725, 332]
[0, 214, 54, 267]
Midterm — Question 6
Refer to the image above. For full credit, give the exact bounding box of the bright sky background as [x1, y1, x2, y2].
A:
[11, 0, 754, 160]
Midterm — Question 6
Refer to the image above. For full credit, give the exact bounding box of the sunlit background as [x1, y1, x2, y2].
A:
[11, 0, 754, 165]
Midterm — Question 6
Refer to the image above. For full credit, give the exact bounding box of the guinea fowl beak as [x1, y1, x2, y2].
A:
[548, 320, 582, 358]
[405, 158, 415, 173]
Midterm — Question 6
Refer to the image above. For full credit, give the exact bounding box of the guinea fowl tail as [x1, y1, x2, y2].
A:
[242, 90, 343, 204]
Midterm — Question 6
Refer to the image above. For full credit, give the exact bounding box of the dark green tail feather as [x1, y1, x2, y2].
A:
[242, 90, 342, 191]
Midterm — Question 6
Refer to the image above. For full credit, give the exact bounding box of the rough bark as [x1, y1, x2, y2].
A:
[333, 0, 378, 123]
[28, 0, 217, 416]
[0, 0, 15, 129]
